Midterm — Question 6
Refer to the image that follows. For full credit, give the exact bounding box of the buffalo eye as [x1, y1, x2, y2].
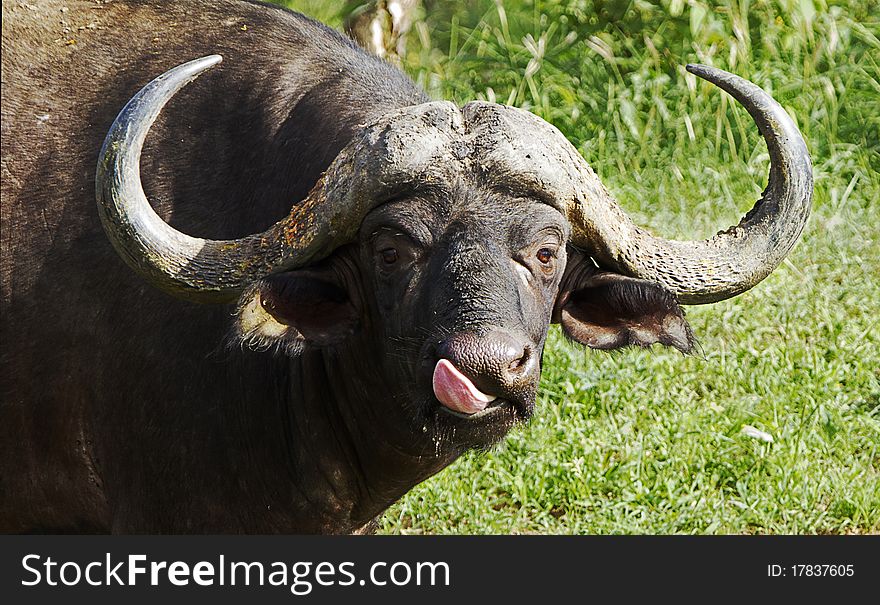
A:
[380, 248, 399, 265]
[536, 248, 554, 265]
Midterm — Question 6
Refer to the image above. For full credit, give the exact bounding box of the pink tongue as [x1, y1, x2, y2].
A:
[432, 359, 497, 415]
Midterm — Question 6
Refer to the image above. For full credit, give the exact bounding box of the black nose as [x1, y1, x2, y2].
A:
[436, 330, 539, 401]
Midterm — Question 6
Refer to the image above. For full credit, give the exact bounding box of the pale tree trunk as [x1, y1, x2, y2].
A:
[343, 0, 419, 65]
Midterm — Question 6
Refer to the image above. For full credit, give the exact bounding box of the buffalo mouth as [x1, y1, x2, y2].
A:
[432, 358, 498, 415]
[432, 397, 524, 444]
[429, 358, 534, 426]
[437, 398, 517, 420]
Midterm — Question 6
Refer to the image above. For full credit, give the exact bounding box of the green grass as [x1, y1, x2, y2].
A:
[274, 0, 880, 534]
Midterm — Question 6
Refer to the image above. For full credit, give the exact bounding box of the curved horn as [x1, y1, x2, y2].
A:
[96, 56, 364, 303]
[568, 64, 813, 304]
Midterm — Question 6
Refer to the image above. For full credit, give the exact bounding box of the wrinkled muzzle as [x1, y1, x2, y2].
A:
[432, 330, 538, 417]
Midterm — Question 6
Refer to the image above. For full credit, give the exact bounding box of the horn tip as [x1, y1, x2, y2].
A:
[685, 63, 715, 78]
[196, 55, 223, 69]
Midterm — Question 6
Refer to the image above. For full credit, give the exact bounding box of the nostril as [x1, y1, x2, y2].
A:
[507, 345, 531, 373]
[434, 331, 536, 390]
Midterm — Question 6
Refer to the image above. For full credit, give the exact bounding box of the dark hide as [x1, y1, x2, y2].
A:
[1, 0, 693, 533]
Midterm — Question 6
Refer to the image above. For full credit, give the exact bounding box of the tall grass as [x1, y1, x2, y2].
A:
[403, 0, 878, 231]
[275, 0, 879, 534]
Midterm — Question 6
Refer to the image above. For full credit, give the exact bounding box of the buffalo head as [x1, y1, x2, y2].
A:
[95, 56, 812, 451]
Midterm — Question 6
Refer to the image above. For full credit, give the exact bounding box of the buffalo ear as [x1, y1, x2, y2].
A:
[237, 267, 359, 350]
[554, 272, 694, 353]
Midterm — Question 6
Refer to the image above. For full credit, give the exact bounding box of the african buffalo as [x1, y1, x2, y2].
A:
[0, 0, 811, 533]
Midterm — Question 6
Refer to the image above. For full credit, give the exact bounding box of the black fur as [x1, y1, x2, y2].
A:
[1, 0, 694, 533]
[2, 0, 429, 533]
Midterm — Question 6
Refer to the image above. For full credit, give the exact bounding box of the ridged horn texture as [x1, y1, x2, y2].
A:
[567, 64, 814, 304]
[97, 57, 811, 306]
[95, 56, 466, 303]
[455, 65, 812, 304]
